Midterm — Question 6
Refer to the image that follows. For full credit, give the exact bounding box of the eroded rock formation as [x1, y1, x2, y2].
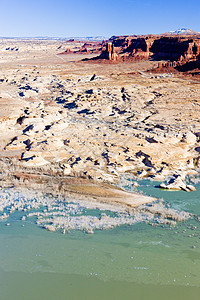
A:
[59, 41, 104, 55]
[99, 42, 120, 61]
[96, 34, 200, 74]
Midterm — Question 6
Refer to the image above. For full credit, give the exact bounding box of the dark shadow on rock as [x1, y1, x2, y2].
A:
[23, 124, 34, 134]
[64, 101, 78, 109]
[77, 109, 94, 115]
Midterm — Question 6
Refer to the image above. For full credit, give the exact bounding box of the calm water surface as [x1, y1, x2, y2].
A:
[0, 179, 200, 300]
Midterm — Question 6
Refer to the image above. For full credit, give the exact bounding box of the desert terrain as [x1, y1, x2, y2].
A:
[0, 37, 200, 207]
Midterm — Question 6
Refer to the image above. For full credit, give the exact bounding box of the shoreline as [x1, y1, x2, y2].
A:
[0, 162, 156, 209]
[0, 177, 192, 234]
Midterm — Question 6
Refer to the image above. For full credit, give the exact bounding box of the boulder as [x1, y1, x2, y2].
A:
[159, 175, 196, 192]
[181, 132, 196, 144]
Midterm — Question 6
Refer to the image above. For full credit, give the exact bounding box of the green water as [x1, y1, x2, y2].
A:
[1, 180, 200, 300]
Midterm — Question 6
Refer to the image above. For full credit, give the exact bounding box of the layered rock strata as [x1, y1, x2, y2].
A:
[96, 35, 200, 75]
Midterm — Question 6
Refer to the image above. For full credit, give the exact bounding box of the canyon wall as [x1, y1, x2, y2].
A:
[97, 35, 200, 73]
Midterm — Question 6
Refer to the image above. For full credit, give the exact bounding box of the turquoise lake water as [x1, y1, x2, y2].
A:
[0, 179, 200, 300]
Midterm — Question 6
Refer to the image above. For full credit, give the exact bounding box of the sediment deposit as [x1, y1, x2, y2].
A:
[0, 186, 191, 233]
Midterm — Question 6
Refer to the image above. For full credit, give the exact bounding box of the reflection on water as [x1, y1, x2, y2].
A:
[0, 179, 200, 299]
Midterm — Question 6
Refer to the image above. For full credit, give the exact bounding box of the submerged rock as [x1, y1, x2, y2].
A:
[0, 186, 193, 234]
[159, 175, 196, 192]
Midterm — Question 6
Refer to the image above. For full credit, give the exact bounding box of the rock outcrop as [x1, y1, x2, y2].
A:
[150, 37, 200, 60]
[99, 42, 120, 61]
[59, 41, 104, 55]
[159, 175, 196, 192]
[95, 35, 200, 75]
[58, 48, 72, 55]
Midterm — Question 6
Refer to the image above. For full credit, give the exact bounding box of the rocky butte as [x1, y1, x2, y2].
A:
[94, 31, 200, 77]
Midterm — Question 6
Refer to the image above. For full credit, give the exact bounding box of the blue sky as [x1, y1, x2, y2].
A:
[0, 0, 199, 37]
